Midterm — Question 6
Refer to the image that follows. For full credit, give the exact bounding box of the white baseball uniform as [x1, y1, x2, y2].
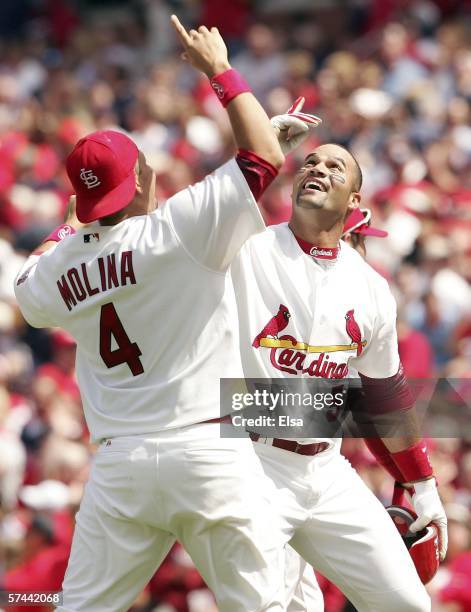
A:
[231, 222, 431, 611]
[14, 160, 287, 612]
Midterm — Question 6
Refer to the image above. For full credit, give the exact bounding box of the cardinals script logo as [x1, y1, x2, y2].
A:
[252, 306, 366, 379]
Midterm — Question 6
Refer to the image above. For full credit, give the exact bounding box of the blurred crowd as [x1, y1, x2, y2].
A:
[0, 0, 470, 610]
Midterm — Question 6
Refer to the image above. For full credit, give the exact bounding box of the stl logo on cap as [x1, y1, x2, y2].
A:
[80, 168, 101, 189]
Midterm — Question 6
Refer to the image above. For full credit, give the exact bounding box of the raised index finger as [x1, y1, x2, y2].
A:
[170, 15, 191, 48]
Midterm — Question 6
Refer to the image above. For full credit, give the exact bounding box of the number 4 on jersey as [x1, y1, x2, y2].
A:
[100, 303, 144, 376]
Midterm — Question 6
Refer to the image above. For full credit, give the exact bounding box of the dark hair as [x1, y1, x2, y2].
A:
[98, 209, 128, 226]
[339, 145, 363, 191]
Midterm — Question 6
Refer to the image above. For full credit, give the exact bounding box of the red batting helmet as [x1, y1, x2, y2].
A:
[387, 505, 440, 584]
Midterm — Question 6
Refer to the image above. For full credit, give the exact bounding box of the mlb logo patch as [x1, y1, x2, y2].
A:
[84, 233, 100, 243]
[16, 266, 33, 286]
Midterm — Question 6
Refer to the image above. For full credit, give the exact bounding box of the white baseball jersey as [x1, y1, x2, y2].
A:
[15, 160, 265, 442]
[231, 222, 400, 447]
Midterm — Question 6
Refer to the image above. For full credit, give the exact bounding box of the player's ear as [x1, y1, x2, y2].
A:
[347, 191, 361, 213]
[134, 157, 143, 194]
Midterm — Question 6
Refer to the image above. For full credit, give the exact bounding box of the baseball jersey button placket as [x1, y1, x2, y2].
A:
[307, 267, 327, 358]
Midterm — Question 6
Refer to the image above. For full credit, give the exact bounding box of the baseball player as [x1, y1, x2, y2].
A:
[283, 205, 391, 612]
[14, 16, 290, 612]
[287, 205, 394, 611]
[230, 113, 448, 610]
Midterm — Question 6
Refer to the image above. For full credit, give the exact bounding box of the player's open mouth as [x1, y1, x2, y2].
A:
[301, 178, 328, 193]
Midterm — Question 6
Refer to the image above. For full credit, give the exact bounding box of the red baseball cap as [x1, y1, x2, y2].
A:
[342, 207, 388, 238]
[66, 130, 139, 223]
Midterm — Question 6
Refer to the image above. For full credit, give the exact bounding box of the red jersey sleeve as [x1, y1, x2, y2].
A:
[236, 149, 278, 201]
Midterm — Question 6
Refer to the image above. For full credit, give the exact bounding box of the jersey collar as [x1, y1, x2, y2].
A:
[292, 232, 340, 261]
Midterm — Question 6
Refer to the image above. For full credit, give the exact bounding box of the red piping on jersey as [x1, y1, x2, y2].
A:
[236, 149, 278, 201]
[292, 233, 340, 260]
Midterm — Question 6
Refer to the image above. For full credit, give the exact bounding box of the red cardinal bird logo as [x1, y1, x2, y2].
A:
[253, 304, 291, 348]
[345, 309, 363, 356]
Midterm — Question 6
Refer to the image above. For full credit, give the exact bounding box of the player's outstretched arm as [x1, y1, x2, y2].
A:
[14, 194, 83, 329]
[171, 15, 284, 170]
[32, 195, 83, 256]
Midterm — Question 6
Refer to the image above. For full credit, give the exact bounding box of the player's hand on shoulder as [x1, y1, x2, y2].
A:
[171, 15, 230, 78]
[270, 97, 321, 155]
[409, 478, 448, 561]
[64, 195, 86, 231]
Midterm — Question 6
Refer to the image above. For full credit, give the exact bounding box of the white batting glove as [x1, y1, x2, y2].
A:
[270, 97, 321, 155]
[409, 479, 448, 561]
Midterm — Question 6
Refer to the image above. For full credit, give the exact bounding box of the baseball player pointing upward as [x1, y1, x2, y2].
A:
[232, 129, 447, 610]
[14, 16, 289, 612]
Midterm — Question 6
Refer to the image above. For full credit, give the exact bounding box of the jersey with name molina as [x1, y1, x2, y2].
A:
[231, 223, 400, 447]
[15, 160, 265, 443]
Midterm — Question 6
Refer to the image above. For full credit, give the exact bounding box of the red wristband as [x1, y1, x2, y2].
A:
[210, 69, 251, 108]
[390, 440, 433, 483]
[43, 224, 76, 244]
